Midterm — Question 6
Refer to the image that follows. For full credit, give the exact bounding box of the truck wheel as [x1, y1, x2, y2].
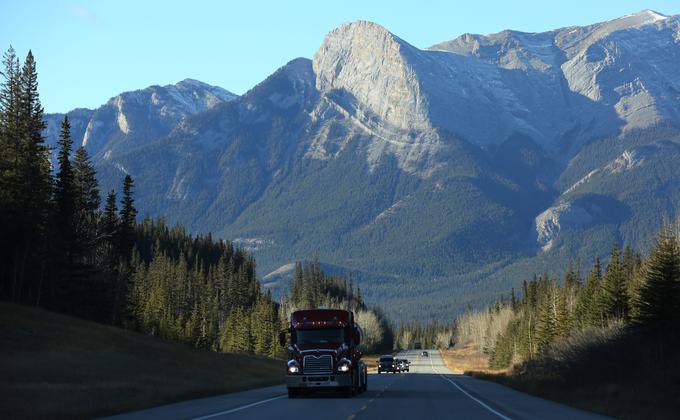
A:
[377, 370, 381, 374]
[288, 388, 298, 398]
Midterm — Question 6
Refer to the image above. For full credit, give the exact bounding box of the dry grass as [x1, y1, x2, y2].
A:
[469, 326, 680, 420]
[441, 344, 507, 375]
[0, 303, 284, 420]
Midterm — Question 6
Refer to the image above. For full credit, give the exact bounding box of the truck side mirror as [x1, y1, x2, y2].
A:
[278, 330, 287, 348]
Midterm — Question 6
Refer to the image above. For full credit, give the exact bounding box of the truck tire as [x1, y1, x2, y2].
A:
[377, 369, 381, 374]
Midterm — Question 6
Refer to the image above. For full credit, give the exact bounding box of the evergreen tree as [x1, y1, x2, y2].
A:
[576, 258, 604, 328]
[53, 116, 76, 261]
[72, 146, 100, 260]
[601, 244, 629, 321]
[118, 175, 137, 260]
[633, 229, 680, 330]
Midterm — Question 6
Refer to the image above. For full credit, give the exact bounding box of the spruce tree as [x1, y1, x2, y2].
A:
[601, 244, 629, 321]
[118, 174, 137, 260]
[72, 146, 100, 259]
[0, 46, 22, 299]
[53, 116, 76, 261]
[575, 259, 603, 329]
[633, 229, 680, 330]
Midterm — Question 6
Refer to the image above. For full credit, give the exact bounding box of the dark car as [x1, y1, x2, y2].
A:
[397, 359, 410, 372]
[377, 355, 398, 374]
[421, 351, 429, 357]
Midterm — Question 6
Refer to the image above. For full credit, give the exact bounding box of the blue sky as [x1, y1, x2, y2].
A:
[2, 0, 679, 113]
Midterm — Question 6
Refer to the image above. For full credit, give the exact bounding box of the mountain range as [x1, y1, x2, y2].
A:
[45, 10, 680, 320]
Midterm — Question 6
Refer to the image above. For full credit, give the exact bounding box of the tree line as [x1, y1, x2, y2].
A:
[394, 319, 454, 350]
[0, 46, 284, 358]
[283, 259, 394, 353]
[454, 227, 680, 369]
[0, 46, 397, 359]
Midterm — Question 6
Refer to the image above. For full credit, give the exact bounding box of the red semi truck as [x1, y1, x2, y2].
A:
[279, 308, 368, 398]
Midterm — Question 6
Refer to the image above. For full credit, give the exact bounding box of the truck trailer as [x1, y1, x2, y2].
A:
[279, 308, 368, 398]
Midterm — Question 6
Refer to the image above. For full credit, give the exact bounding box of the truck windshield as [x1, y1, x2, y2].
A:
[296, 328, 344, 344]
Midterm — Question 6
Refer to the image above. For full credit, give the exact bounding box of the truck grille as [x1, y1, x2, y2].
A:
[303, 355, 333, 374]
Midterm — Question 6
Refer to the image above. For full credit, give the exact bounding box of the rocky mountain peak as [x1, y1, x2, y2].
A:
[312, 21, 431, 133]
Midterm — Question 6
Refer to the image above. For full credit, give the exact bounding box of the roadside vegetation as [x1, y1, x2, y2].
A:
[0, 47, 394, 418]
[454, 227, 680, 419]
[393, 319, 454, 350]
[0, 303, 283, 420]
[283, 259, 394, 354]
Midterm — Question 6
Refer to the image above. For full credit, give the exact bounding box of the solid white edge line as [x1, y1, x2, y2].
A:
[430, 351, 512, 420]
[191, 394, 286, 420]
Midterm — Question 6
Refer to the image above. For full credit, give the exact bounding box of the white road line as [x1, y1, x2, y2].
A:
[430, 352, 512, 420]
[191, 395, 286, 419]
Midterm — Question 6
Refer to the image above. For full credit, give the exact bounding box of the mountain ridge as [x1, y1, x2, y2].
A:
[44, 11, 680, 319]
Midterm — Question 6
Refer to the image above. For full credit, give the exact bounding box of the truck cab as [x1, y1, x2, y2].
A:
[280, 309, 368, 398]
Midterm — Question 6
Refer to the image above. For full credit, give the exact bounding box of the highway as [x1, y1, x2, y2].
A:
[107, 350, 609, 420]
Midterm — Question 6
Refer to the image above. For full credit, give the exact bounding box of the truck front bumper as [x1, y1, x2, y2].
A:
[286, 373, 351, 389]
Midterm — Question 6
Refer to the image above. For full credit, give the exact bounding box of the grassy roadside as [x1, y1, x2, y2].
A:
[440, 344, 506, 375]
[463, 330, 680, 420]
[0, 303, 284, 420]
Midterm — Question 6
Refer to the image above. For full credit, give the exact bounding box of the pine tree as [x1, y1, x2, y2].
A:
[53, 116, 76, 261]
[601, 244, 629, 321]
[118, 175, 137, 260]
[0, 46, 23, 299]
[72, 146, 100, 261]
[633, 229, 680, 330]
[576, 258, 604, 328]
[102, 190, 118, 263]
[0, 46, 22, 215]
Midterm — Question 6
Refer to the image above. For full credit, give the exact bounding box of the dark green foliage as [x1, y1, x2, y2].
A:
[600, 244, 629, 321]
[632, 228, 680, 331]
[118, 174, 137, 259]
[72, 146, 100, 261]
[0, 48, 286, 359]
[485, 228, 677, 369]
[288, 258, 363, 310]
[53, 116, 76, 262]
[126, 218, 284, 357]
[0, 47, 51, 304]
[575, 259, 603, 329]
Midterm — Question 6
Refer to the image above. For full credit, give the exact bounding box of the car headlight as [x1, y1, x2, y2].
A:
[337, 358, 352, 373]
[287, 359, 300, 374]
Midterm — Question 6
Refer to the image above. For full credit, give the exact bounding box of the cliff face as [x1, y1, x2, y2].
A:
[44, 11, 680, 319]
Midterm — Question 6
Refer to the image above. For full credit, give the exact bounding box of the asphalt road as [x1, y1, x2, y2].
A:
[106, 350, 610, 420]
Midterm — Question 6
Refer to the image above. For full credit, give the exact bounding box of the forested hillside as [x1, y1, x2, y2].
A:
[0, 46, 393, 357]
[454, 227, 680, 418]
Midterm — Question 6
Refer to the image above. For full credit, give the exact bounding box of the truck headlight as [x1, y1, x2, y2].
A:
[337, 358, 352, 373]
[287, 359, 300, 374]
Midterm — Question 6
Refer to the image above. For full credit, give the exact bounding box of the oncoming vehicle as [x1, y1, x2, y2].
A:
[280, 309, 368, 398]
[397, 359, 410, 372]
[421, 350, 429, 357]
[377, 355, 398, 374]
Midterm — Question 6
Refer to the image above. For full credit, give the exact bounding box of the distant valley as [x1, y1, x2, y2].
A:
[44, 10, 680, 319]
